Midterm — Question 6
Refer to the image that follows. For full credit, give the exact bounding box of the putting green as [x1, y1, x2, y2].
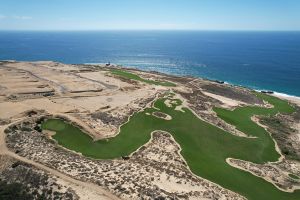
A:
[110, 69, 176, 87]
[42, 93, 300, 200]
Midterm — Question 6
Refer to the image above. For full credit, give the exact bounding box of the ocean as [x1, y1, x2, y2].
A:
[0, 31, 299, 96]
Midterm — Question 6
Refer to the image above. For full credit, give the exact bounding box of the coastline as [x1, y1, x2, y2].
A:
[84, 62, 300, 106]
[272, 92, 300, 107]
[1, 60, 300, 200]
[2, 60, 300, 107]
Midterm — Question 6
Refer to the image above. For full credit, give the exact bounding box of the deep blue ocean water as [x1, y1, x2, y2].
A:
[0, 31, 299, 96]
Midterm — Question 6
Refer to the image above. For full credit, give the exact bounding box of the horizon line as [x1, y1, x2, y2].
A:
[1, 29, 300, 32]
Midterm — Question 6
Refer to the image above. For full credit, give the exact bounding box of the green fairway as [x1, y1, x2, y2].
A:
[110, 69, 176, 87]
[42, 93, 300, 200]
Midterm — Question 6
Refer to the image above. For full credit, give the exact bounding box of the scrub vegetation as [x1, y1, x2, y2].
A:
[42, 93, 300, 200]
[289, 174, 300, 180]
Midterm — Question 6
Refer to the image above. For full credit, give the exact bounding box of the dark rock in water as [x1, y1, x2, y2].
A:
[214, 80, 224, 84]
[261, 90, 274, 94]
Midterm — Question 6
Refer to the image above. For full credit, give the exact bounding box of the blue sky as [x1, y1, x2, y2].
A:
[0, 0, 299, 31]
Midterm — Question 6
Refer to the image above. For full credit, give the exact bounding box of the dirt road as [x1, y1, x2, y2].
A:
[0, 123, 120, 200]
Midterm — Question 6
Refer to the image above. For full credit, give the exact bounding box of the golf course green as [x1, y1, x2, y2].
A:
[110, 69, 176, 87]
[42, 93, 300, 200]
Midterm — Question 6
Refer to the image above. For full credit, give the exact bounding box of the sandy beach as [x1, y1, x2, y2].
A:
[272, 92, 300, 107]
